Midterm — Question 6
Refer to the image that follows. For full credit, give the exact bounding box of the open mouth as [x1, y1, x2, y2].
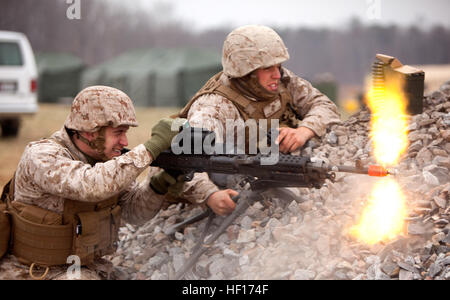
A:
[267, 83, 279, 91]
[112, 148, 122, 156]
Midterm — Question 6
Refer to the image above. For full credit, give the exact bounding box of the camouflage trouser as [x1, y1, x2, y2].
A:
[0, 254, 127, 280]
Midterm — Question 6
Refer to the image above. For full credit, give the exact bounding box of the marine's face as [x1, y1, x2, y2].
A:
[102, 125, 129, 159]
[255, 64, 281, 92]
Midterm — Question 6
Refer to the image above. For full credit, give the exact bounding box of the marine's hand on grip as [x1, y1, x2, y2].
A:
[206, 189, 239, 216]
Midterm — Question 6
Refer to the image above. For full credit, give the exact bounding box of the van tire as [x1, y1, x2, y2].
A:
[1, 118, 20, 137]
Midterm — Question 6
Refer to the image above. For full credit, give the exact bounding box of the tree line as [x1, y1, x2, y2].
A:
[1, 0, 449, 85]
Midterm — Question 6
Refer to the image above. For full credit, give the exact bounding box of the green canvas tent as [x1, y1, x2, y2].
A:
[35, 52, 84, 103]
[312, 72, 338, 103]
[81, 48, 222, 107]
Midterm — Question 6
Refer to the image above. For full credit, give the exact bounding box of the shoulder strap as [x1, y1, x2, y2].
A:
[177, 72, 256, 118]
[214, 84, 258, 116]
[176, 72, 224, 118]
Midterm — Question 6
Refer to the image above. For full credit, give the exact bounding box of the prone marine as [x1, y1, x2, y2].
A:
[0, 85, 184, 279]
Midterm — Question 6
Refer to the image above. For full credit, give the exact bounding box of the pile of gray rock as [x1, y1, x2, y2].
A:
[110, 81, 450, 280]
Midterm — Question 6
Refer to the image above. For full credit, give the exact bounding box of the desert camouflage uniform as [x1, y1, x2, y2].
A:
[13, 85, 165, 224]
[174, 25, 340, 204]
[13, 127, 164, 225]
[179, 68, 341, 204]
[0, 86, 165, 279]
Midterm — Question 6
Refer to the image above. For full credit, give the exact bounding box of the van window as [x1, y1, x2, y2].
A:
[0, 42, 23, 66]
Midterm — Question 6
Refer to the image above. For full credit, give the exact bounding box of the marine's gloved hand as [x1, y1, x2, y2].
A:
[150, 170, 185, 196]
[144, 118, 187, 159]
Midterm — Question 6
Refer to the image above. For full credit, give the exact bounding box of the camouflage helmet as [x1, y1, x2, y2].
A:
[64, 85, 138, 132]
[222, 25, 290, 78]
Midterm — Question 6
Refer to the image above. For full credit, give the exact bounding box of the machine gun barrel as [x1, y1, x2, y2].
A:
[328, 164, 394, 177]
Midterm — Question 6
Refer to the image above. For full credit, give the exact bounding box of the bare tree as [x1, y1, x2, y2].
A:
[1, 1, 449, 85]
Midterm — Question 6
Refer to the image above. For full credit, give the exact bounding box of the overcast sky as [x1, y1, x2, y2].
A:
[128, 0, 450, 31]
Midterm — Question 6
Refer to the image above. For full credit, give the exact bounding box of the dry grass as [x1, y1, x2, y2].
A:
[0, 103, 179, 190]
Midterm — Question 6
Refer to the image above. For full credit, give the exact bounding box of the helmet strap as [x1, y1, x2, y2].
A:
[75, 127, 109, 162]
[230, 71, 279, 102]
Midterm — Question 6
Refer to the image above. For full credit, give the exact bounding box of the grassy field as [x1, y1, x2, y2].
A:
[0, 103, 179, 190]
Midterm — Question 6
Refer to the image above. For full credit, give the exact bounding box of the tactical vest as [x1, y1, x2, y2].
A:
[178, 72, 300, 129]
[0, 173, 121, 268]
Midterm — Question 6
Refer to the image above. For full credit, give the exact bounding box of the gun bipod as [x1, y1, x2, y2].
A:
[173, 189, 262, 280]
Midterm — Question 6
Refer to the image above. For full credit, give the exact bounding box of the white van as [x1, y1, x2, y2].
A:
[0, 30, 38, 137]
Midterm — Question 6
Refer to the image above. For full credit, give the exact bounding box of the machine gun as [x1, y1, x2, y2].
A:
[152, 149, 393, 191]
[150, 127, 394, 279]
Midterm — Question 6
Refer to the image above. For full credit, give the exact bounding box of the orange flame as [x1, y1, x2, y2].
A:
[366, 76, 409, 166]
[350, 76, 409, 245]
[350, 178, 407, 244]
